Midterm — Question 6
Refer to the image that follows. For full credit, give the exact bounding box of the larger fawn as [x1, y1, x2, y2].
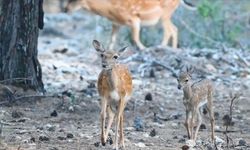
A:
[93, 40, 132, 150]
[66, 0, 195, 49]
[177, 66, 215, 143]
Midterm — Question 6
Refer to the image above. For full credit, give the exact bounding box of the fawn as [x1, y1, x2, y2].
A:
[177, 66, 215, 143]
[93, 40, 133, 150]
[66, 0, 195, 49]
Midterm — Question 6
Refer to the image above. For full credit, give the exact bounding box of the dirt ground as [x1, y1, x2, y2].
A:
[0, 2, 250, 150]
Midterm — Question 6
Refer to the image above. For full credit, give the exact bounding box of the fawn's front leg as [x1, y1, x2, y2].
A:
[194, 108, 202, 141]
[207, 93, 215, 142]
[100, 97, 107, 146]
[104, 106, 115, 143]
[185, 109, 192, 139]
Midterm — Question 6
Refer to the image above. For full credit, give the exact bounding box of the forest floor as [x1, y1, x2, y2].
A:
[1, 9, 250, 150]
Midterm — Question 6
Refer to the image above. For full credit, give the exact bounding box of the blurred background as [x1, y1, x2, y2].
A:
[43, 0, 250, 49]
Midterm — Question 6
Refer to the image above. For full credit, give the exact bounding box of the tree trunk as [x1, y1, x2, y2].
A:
[0, 0, 44, 92]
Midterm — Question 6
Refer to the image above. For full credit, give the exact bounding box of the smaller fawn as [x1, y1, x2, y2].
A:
[177, 66, 215, 143]
[93, 40, 133, 150]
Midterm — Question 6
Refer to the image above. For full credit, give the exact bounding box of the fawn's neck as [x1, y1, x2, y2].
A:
[183, 85, 193, 99]
[106, 68, 116, 91]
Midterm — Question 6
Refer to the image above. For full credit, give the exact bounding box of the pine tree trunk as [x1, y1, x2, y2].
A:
[0, 0, 44, 91]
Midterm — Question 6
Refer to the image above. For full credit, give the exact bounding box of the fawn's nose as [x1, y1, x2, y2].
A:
[102, 64, 107, 68]
[178, 85, 181, 90]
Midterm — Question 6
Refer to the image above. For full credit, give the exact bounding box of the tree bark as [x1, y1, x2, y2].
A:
[0, 0, 44, 91]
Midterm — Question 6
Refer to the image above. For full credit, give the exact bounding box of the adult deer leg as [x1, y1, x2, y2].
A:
[109, 24, 120, 49]
[130, 18, 145, 49]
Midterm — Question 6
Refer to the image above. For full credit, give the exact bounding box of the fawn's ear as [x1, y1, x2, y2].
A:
[118, 46, 128, 54]
[186, 65, 194, 77]
[92, 40, 105, 52]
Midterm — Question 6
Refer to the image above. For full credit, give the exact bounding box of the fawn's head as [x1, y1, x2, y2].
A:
[92, 40, 127, 70]
[177, 66, 194, 90]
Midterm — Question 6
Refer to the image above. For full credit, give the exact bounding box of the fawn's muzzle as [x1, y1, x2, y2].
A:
[178, 85, 181, 89]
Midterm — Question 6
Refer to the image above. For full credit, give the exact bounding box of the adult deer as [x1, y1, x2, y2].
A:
[93, 40, 132, 150]
[177, 66, 215, 143]
[66, 0, 196, 49]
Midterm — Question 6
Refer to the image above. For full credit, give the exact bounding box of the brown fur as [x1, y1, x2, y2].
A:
[177, 66, 215, 142]
[66, 0, 184, 49]
[93, 40, 132, 150]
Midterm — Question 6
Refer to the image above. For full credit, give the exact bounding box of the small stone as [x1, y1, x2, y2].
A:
[238, 139, 246, 146]
[214, 112, 219, 120]
[17, 119, 26, 122]
[149, 129, 156, 137]
[94, 142, 100, 147]
[12, 111, 23, 118]
[87, 82, 95, 88]
[178, 138, 186, 143]
[69, 106, 74, 112]
[39, 135, 49, 141]
[49, 148, 58, 150]
[30, 137, 36, 143]
[173, 136, 178, 139]
[57, 136, 66, 140]
[66, 133, 74, 139]
[145, 93, 153, 101]
[182, 145, 189, 150]
[149, 69, 155, 78]
[199, 124, 206, 130]
[50, 110, 58, 117]
[135, 142, 146, 148]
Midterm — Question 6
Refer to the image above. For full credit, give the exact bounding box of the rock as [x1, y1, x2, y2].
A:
[145, 93, 153, 101]
[50, 110, 58, 117]
[149, 129, 156, 137]
[49, 148, 58, 150]
[135, 142, 146, 148]
[69, 106, 74, 112]
[39, 135, 50, 141]
[222, 114, 234, 126]
[182, 145, 189, 150]
[94, 142, 100, 147]
[11, 111, 23, 118]
[45, 124, 56, 132]
[62, 90, 72, 97]
[215, 136, 225, 144]
[57, 136, 66, 140]
[30, 137, 36, 143]
[238, 139, 246, 146]
[149, 69, 155, 78]
[214, 112, 219, 120]
[87, 82, 95, 88]
[199, 124, 206, 130]
[178, 138, 186, 143]
[66, 133, 74, 139]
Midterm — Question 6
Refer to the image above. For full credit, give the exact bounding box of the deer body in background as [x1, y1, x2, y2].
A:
[93, 40, 132, 150]
[177, 66, 215, 143]
[66, 0, 195, 49]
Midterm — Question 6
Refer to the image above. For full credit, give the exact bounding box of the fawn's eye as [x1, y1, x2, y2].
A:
[100, 54, 104, 57]
[113, 55, 118, 59]
[185, 79, 188, 82]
